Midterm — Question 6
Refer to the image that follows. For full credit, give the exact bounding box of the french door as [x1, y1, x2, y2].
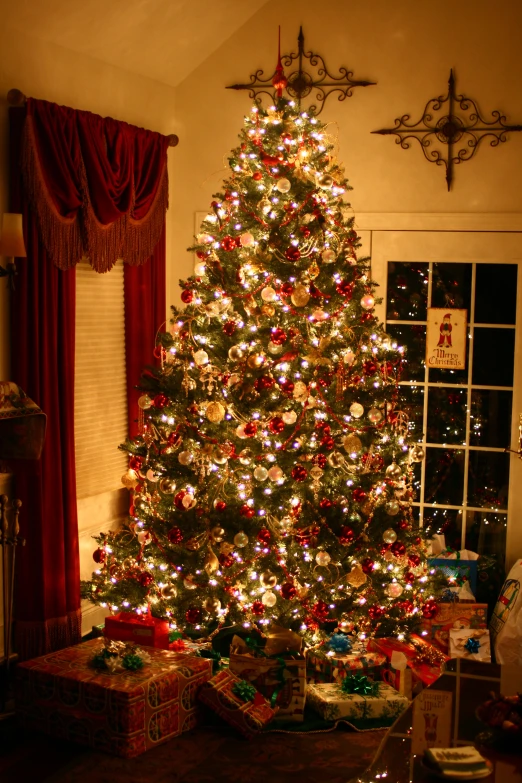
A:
[369, 230, 522, 571]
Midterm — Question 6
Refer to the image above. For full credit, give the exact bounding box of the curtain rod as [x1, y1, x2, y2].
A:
[7, 89, 179, 147]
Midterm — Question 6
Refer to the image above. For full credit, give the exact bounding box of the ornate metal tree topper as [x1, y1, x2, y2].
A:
[372, 70, 522, 190]
[227, 27, 375, 116]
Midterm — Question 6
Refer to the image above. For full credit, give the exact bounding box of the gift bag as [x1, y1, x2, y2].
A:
[490, 558, 522, 665]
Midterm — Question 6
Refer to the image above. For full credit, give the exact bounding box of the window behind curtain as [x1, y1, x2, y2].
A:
[74, 259, 127, 499]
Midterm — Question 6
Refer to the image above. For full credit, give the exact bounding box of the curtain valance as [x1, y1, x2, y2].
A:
[21, 98, 170, 273]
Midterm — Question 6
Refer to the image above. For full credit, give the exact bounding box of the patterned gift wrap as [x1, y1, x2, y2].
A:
[198, 669, 277, 739]
[306, 644, 386, 685]
[228, 651, 306, 722]
[105, 612, 170, 649]
[307, 682, 409, 727]
[16, 638, 212, 758]
[367, 635, 448, 691]
[420, 602, 488, 653]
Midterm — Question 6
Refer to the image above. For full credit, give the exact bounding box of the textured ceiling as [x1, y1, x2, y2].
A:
[3, 0, 269, 87]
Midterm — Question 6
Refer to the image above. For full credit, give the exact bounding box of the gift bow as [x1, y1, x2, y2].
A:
[232, 679, 258, 702]
[327, 632, 353, 654]
[464, 636, 481, 654]
[341, 673, 380, 697]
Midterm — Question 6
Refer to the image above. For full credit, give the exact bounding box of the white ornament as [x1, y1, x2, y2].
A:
[282, 410, 297, 425]
[321, 249, 335, 264]
[268, 341, 283, 355]
[182, 493, 195, 509]
[261, 590, 277, 607]
[194, 262, 206, 276]
[343, 349, 355, 366]
[367, 408, 382, 424]
[193, 350, 209, 366]
[254, 466, 269, 481]
[386, 582, 404, 598]
[236, 425, 247, 439]
[261, 286, 277, 302]
[383, 528, 398, 544]
[361, 294, 375, 310]
[268, 465, 284, 482]
[350, 402, 364, 419]
[276, 178, 291, 193]
[312, 309, 328, 321]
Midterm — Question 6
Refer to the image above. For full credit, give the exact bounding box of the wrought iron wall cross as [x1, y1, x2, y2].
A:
[372, 70, 522, 190]
[226, 27, 375, 116]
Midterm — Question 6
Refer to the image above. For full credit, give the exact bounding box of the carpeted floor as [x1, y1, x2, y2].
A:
[0, 716, 385, 783]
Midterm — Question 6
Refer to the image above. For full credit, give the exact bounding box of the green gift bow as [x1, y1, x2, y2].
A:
[341, 673, 380, 697]
[232, 679, 258, 702]
[244, 636, 288, 709]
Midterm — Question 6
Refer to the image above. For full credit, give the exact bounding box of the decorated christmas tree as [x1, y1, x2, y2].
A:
[83, 98, 439, 644]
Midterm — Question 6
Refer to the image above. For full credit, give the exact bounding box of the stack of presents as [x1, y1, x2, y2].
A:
[15, 537, 508, 757]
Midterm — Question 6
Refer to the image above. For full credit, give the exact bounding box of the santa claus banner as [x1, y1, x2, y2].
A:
[426, 308, 467, 370]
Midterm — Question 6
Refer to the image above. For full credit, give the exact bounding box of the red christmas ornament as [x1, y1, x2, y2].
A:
[339, 526, 355, 544]
[167, 526, 183, 545]
[391, 541, 406, 557]
[413, 537, 422, 547]
[336, 280, 354, 298]
[153, 393, 169, 409]
[422, 600, 438, 619]
[223, 321, 237, 336]
[361, 557, 375, 574]
[129, 456, 143, 471]
[316, 421, 331, 434]
[251, 600, 265, 616]
[312, 600, 329, 621]
[279, 379, 294, 395]
[221, 236, 237, 252]
[269, 416, 285, 434]
[218, 553, 234, 568]
[214, 500, 227, 513]
[401, 600, 415, 614]
[257, 528, 271, 545]
[167, 431, 181, 447]
[174, 491, 188, 510]
[240, 504, 255, 518]
[321, 435, 335, 451]
[92, 548, 105, 564]
[253, 171, 263, 181]
[319, 497, 333, 509]
[281, 582, 297, 600]
[255, 375, 275, 392]
[381, 361, 395, 377]
[360, 312, 375, 323]
[181, 289, 193, 304]
[314, 454, 327, 469]
[408, 553, 421, 567]
[291, 465, 308, 482]
[398, 519, 410, 530]
[186, 608, 203, 624]
[352, 488, 367, 503]
[368, 605, 384, 620]
[270, 328, 287, 345]
[281, 282, 294, 295]
[243, 421, 257, 437]
[304, 616, 319, 631]
[138, 572, 154, 587]
[300, 226, 311, 238]
[285, 246, 301, 262]
[235, 236, 242, 248]
[403, 571, 415, 584]
[363, 360, 378, 376]
[196, 250, 207, 259]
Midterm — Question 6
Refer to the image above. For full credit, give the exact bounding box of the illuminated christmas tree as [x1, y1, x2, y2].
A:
[83, 99, 439, 643]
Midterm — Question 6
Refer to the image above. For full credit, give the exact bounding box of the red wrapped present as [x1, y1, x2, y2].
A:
[306, 641, 386, 685]
[16, 638, 212, 758]
[420, 602, 488, 653]
[368, 634, 448, 696]
[105, 611, 170, 649]
[198, 668, 277, 739]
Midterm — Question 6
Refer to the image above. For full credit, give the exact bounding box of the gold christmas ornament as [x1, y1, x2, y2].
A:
[261, 590, 277, 607]
[204, 547, 220, 574]
[193, 350, 209, 366]
[383, 528, 398, 544]
[159, 478, 176, 494]
[343, 348, 356, 366]
[228, 345, 244, 362]
[260, 571, 277, 589]
[385, 463, 402, 479]
[291, 284, 310, 307]
[293, 381, 308, 402]
[318, 174, 334, 189]
[282, 410, 297, 425]
[238, 448, 253, 465]
[253, 466, 269, 481]
[276, 177, 291, 193]
[206, 401, 226, 423]
[234, 531, 249, 548]
[183, 575, 198, 590]
[342, 434, 362, 453]
[261, 304, 276, 316]
[204, 597, 221, 613]
[316, 551, 331, 566]
[161, 585, 177, 599]
[247, 353, 265, 369]
[210, 526, 225, 543]
[268, 465, 284, 482]
[346, 564, 367, 588]
[367, 408, 383, 424]
[267, 341, 284, 355]
[349, 402, 364, 419]
[308, 261, 320, 279]
[178, 450, 194, 465]
[410, 444, 425, 462]
[138, 394, 152, 410]
[327, 451, 344, 469]
[261, 286, 277, 302]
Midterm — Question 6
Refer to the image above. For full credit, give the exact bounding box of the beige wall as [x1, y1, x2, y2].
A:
[0, 23, 177, 380]
[171, 0, 522, 304]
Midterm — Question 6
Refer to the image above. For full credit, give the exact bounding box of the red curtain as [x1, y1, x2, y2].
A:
[9, 101, 168, 659]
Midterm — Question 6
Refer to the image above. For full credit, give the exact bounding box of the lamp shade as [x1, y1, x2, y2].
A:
[0, 213, 26, 258]
[0, 382, 46, 460]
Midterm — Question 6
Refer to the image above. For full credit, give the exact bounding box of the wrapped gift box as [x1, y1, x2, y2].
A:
[229, 628, 305, 722]
[105, 612, 170, 649]
[307, 681, 409, 727]
[429, 557, 478, 594]
[198, 669, 277, 739]
[306, 643, 386, 685]
[420, 603, 488, 653]
[449, 628, 492, 662]
[368, 635, 448, 694]
[16, 638, 212, 758]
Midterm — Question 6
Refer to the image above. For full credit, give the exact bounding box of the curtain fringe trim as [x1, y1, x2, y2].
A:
[21, 116, 169, 273]
[15, 608, 82, 661]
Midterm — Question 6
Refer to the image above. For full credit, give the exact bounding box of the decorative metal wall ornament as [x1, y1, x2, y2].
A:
[226, 27, 376, 116]
[372, 70, 522, 190]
